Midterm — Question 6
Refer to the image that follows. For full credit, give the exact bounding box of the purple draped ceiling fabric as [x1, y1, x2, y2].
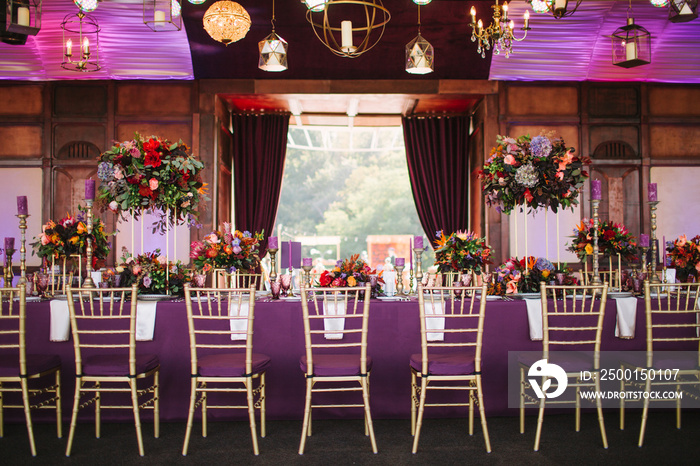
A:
[231, 114, 290, 257]
[402, 115, 471, 249]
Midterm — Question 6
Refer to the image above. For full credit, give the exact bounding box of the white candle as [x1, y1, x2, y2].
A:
[65, 39, 73, 57]
[470, 6, 476, 24]
[82, 37, 90, 56]
[555, 0, 567, 9]
[154, 10, 166, 24]
[17, 7, 30, 27]
[524, 10, 530, 29]
[477, 19, 483, 32]
[502, 3, 508, 21]
[625, 40, 637, 61]
[341, 20, 353, 52]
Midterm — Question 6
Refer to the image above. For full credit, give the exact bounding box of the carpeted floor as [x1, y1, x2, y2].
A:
[2, 409, 699, 465]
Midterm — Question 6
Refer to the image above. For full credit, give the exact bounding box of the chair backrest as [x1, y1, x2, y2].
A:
[539, 281, 608, 358]
[66, 285, 138, 376]
[583, 254, 622, 289]
[183, 284, 256, 375]
[0, 286, 26, 376]
[643, 281, 700, 354]
[417, 284, 488, 374]
[213, 269, 265, 291]
[299, 284, 371, 376]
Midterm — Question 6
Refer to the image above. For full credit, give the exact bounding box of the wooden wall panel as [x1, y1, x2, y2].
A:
[0, 85, 43, 115]
[588, 86, 639, 117]
[649, 87, 700, 117]
[0, 125, 43, 158]
[54, 124, 106, 155]
[506, 125, 579, 152]
[589, 125, 639, 156]
[116, 123, 192, 145]
[52, 166, 99, 218]
[649, 125, 700, 158]
[54, 84, 108, 117]
[506, 86, 578, 116]
[116, 83, 193, 116]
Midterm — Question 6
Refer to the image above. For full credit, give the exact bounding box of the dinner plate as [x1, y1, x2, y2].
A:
[608, 292, 634, 299]
[513, 293, 540, 300]
[14, 296, 43, 302]
[483, 295, 501, 301]
[137, 294, 171, 302]
[649, 292, 667, 298]
[280, 295, 301, 301]
[377, 296, 401, 301]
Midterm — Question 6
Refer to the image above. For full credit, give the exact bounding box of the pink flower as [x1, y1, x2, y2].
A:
[108, 201, 119, 212]
[506, 281, 518, 294]
[149, 178, 159, 190]
[132, 265, 142, 276]
[205, 233, 220, 244]
[678, 235, 688, 247]
[40, 233, 50, 246]
[562, 150, 575, 165]
[504, 154, 517, 165]
[232, 245, 242, 254]
[695, 262, 700, 273]
[555, 170, 564, 180]
[114, 167, 124, 180]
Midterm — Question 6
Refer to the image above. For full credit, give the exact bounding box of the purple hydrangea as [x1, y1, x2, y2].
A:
[97, 162, 114, 181]
[530, 136, 552, 158]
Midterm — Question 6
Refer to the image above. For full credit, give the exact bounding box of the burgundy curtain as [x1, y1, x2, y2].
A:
[231, 113, 290, 256]
[402, 115, 471, 249]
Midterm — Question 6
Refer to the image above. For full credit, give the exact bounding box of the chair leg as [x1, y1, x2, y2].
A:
[364, 376, 370, 436]
[619, 370, 625, 431]
[519, 366, 525, 434]
[65, 379, 83, 456]
[95, 382, 101, 439]
[56, 369, 63, 438]
[411, 377, 428, 454]
[130, 379, 145, 456]
[0, 383, 4, 438]
[260, 373, 267, 438]
[298, 378, 314, 455]
[575, 385, 581, 432]
[410, 370, 417, 436]
[594, 375, 608, 449]
[20, 378, 37, 456]
[246, 379, 260, 456]
[475, 376, 492, 453]
[676, 383, 682, 429]
[534, 394, 546, 451]
[153, 370, 160, 439]
[182, 378, 198, 456]
[469, 388, 474, 436]
[361, 377, 377, 454]
[638, 379, 652, 447]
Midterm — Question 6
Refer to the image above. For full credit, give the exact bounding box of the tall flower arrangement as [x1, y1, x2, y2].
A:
[190, 223, 264, 273]
[666, 235, 700, 282]
[478, 134, 590, 214]
[96, 133, 208, 231]
[433, 230, 492, 275]
[567, 219, 638, 262]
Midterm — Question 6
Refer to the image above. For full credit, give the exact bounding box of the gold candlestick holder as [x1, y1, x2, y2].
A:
[17, 214, 29, 286]
[301, 264, 313, 288]
[287, 267, 295, 297]
[3, 248, 15, 287]
[82, 199, 96, 288]
[395, 265, 405, 296]
[591, 199, 602, 286]
[408, 267, 414, 295]
[413, 247, 424, 288]
[648, 201, 661, 284]
[268, 248, 279, 284]
[639, 246, 649, 279]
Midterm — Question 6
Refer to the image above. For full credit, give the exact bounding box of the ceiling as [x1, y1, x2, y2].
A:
[1, 1, 699, 125]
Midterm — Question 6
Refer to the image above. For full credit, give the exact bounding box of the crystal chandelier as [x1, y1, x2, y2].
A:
[470, 1, 530, 58]
[259, 0, 288, 72]
[203, 0, 251, 45]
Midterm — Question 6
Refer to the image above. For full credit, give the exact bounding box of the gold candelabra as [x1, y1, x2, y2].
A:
[591, 199, 602, 286]
[395, 265, 405, 296]
[301, 263, 313, 288]
[648, 200, 661, 284]
[408, 267, 414, 295]
[413, 247, 424, 288]
[639, 246, 649, 279]
[82, 199, 96, 288]
[268, 248, 279, 283]
[17, 213, 29, 286]
[3, 248, 15, 287]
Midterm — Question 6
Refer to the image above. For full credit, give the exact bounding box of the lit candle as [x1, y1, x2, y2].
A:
[524, 10, 530, 29]
[17, 196, 28, 215]
[414, 235, 423, 250]
[66, 39, 73, 57]
[268, 236, 278, 250]
[591, 180, 602, 200]
[17, 7, 30, 27]
[625, 40, 637, 62]
[395, 257, 405, 267]
[502, 2, 508, 21]
[470, 6, 476, 24]
[477, 19, 483, 32]
[648, 183, 658, 202]
[82, 37, 90, 56]
[85, 179, 96, 200]
[154, 10, 166, 24]
[639, 234, 650, 248]
[341, 20, 353, 52]
[509, 20, 515, 30]
[302, 257, 313, 267]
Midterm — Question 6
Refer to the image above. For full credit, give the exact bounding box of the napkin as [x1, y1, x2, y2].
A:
[424, 300, 445, 342]
[135, 301, 158, 341]
[229, 299, 250, 341]
[383, 271, 396, 296]
[614, 297, 638, 338]
[525, 298, 543, 341]
[49, 300, 71, 342]
[665, 269, 676, 290]
[323, 299, 346, 340]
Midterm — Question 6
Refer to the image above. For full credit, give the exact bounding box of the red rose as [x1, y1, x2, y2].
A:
[331, 278, 345, 287]
[139, 185, 156, 199]
[144, 152, 162, 168]
[524, 188, 534, 203]
[319, 271, 332, 287]
[603, 230, 615, 241]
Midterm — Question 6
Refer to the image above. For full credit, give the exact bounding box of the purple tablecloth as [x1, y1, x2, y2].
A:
[15, 297, 651, 423]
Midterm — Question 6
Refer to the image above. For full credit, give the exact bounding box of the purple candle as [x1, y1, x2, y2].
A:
[302, 257, 313, 267]
[268, 236, 278, 249]
[409, 238, 413, 269]
[414, 235, 423, 250]
[288, 241, 292, 270]
[85, 179, 96, 200]
[17, 196, 28, 215]
[395, 257, 405, 267]
[591, 180, 602, 200]
[648, 183, 658, 202]
[4, 237, 15, 251]
[639, 233, 650, 248]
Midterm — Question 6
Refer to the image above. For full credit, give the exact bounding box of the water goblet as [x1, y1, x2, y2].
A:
[270, 281, 282, 300]
[556, 273, 566, 286]
[452, 281, 463, 298]
[280, 274, 292, 297]
[35, 272, 50, 298]
[460, 273, 472, 287]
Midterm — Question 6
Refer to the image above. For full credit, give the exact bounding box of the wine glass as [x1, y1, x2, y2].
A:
[35, 272, 50, 298]
[270, 281, 282, 299]
[452, 281, 463, 298]
[280, 274, 291, 297]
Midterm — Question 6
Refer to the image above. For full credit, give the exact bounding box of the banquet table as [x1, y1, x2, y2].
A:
[12, 296, 660, 423]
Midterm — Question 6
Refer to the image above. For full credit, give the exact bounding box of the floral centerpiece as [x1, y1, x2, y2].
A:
[433, 230, 492, 275]
[318, 254, 382, 288]
[478, 134, 590, 214]
[488, 256, 556, 295]
[31, 209, 113, 268]
[96, 133, 208, 232]
[190, 223, 264, 273]
[666, 235, 700, 282]
[567, 219, 638, 262]
[117, 248, 190, 295]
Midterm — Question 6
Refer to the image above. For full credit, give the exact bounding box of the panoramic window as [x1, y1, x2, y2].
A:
[273, 125, 434, 271]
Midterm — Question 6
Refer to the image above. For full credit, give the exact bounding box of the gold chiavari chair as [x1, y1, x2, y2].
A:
[298, 284, 376, 454]
[182, 285, 270, 456]
[411, 283, 491, 454]
[64, 285, 160, 457]
[0, 286, 62, 456]
[583, 253, 622, 290]
[619, 280, 700, 447]
[519, 281, 609, 451]
[213, 269, 265, 291]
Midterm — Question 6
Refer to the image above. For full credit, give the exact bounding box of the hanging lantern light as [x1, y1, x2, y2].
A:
[2, 0, 41, 36]
[143, 0, 182, 32]
[405, 5, 433, 74]
[611, 18, 651, 68]
[668, 0, 698, 22]
[61, 10, 100, 72]
[203, 1, 251, 45]
[259, 0, 287, 72]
